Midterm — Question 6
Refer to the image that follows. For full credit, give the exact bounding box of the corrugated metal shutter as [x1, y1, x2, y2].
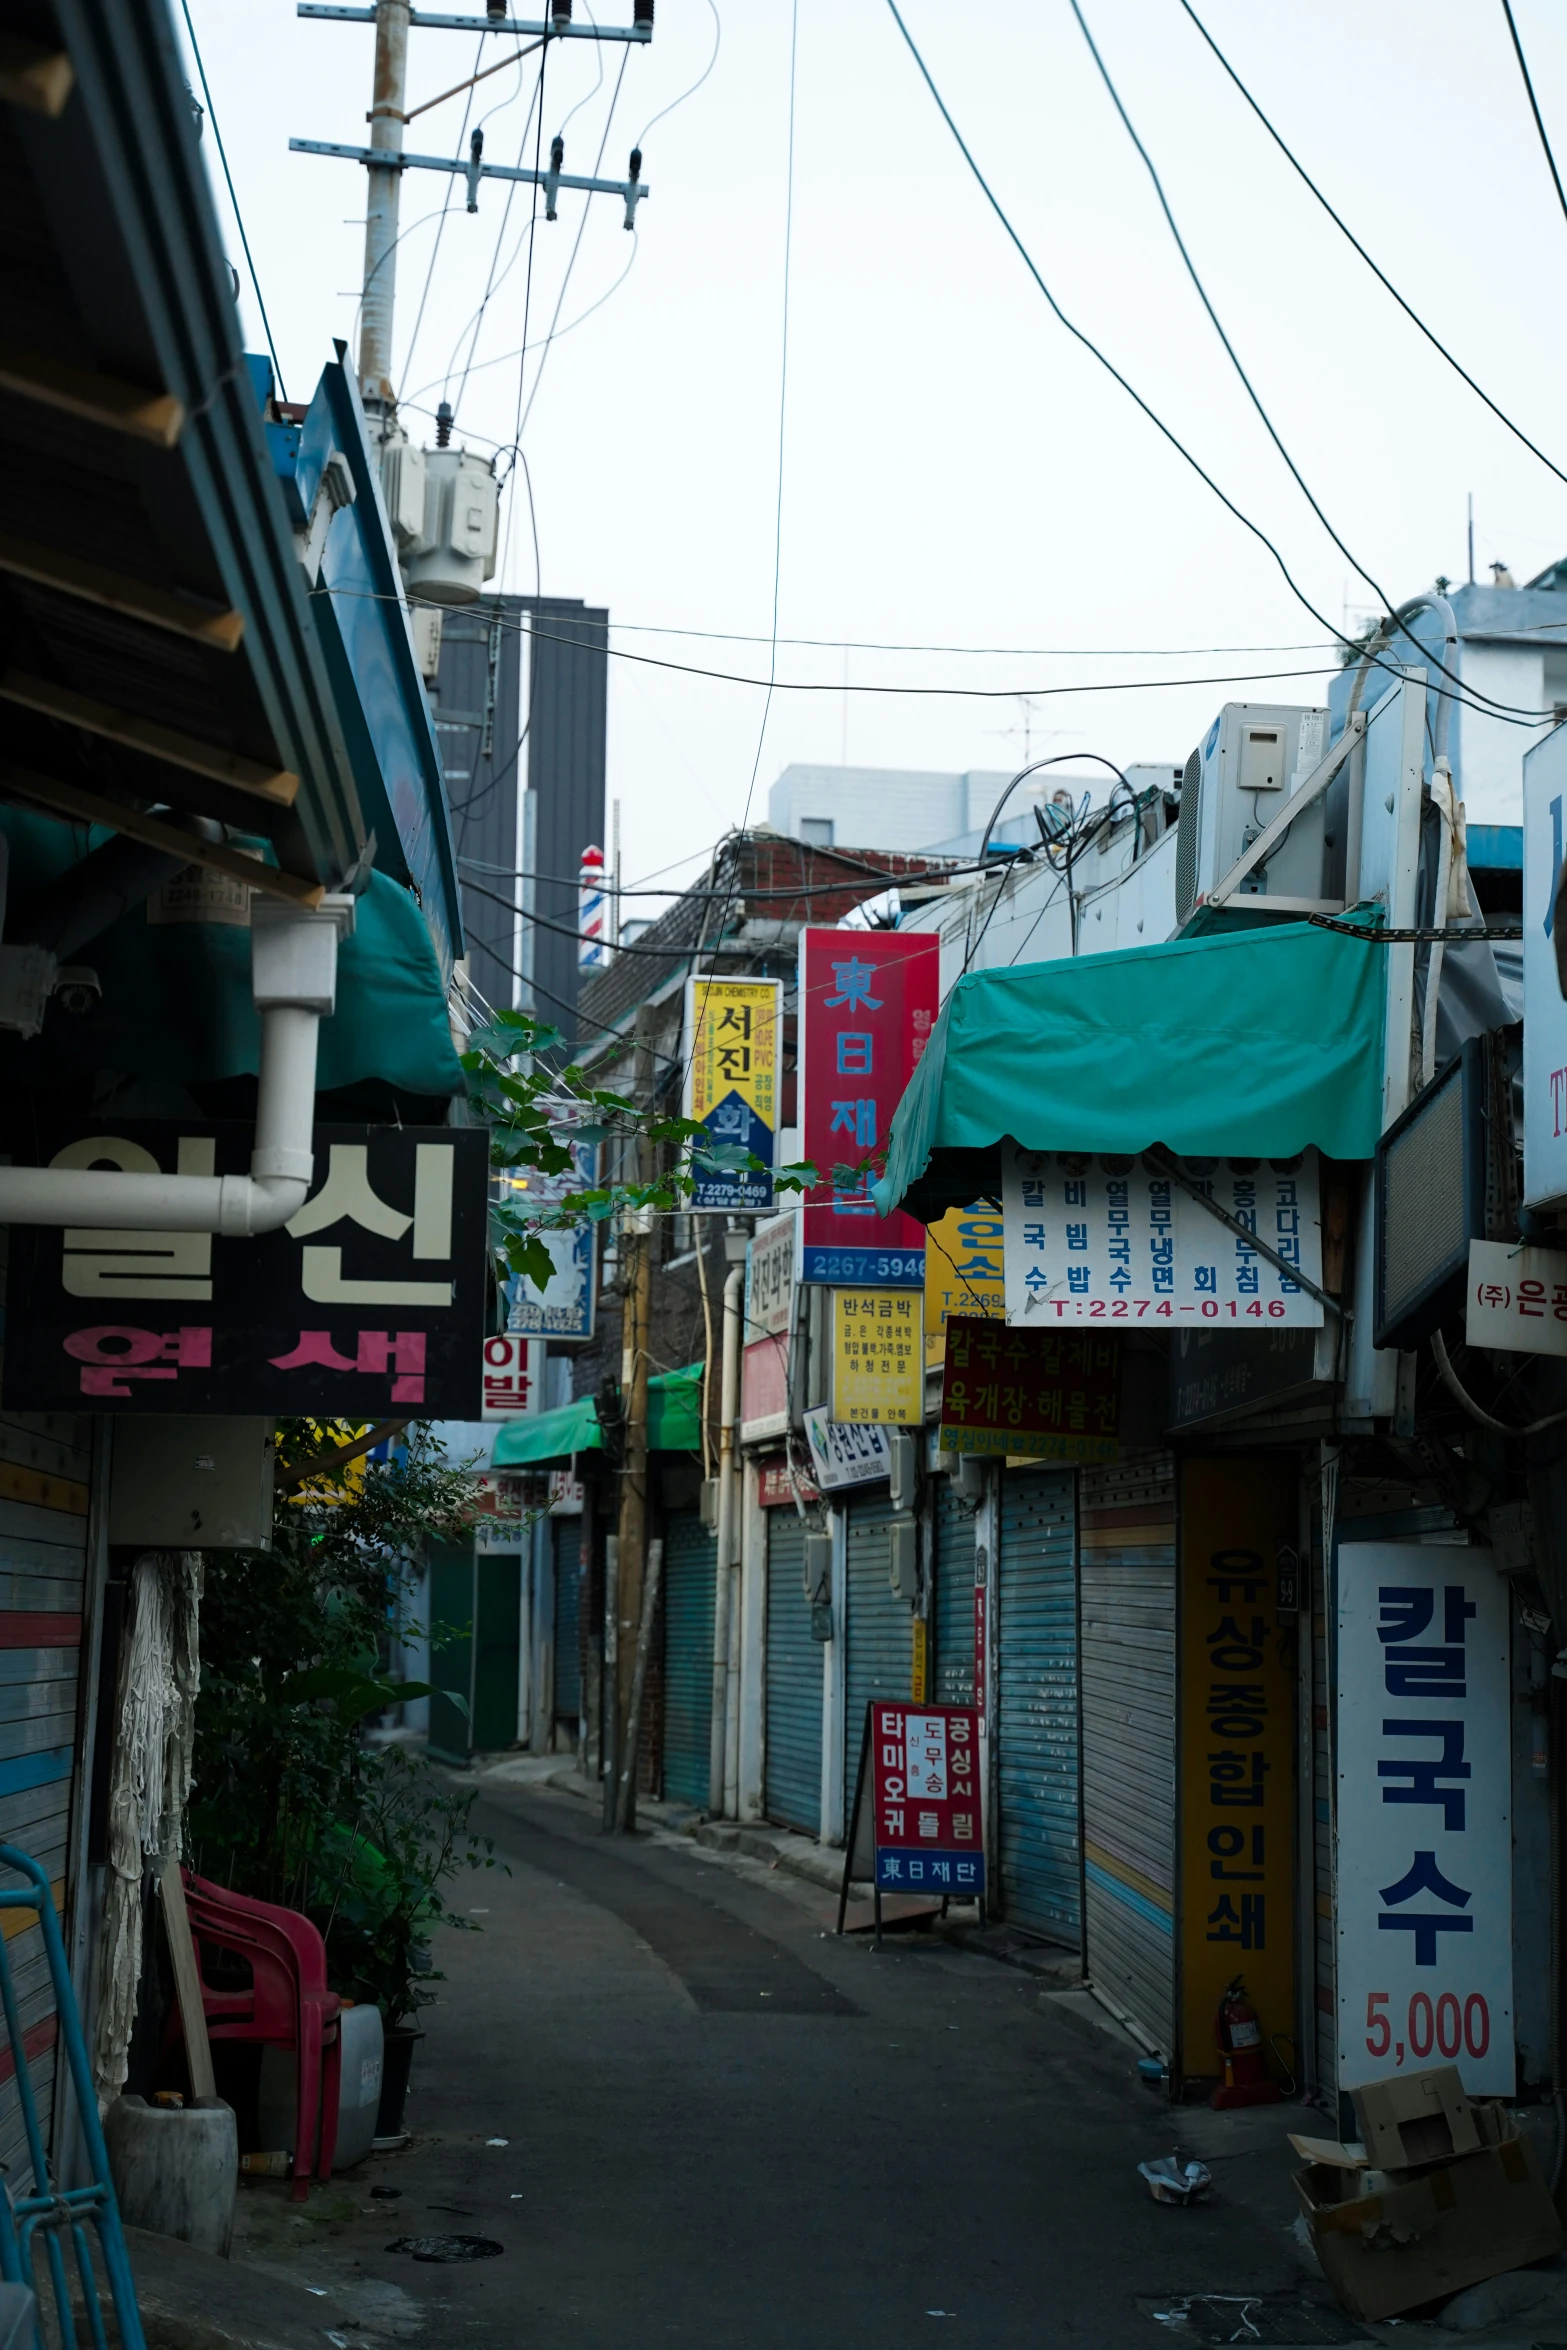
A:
[764, 1509, 820, 1835]
[661, 1511, 716, 1809]
[0, 1413, 93, 2171]
[1314, 1538, 1335, 2103]
[996, 1468, 1080, 1944]
[552, 1516, 581, 1725]
[1080, 1454, 1177, 2057]
[933, 1481, 975, 1707]
[843, 1490, 910, 1839]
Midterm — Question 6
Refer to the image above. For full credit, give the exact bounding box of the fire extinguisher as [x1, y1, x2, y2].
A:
[1211, 1975, 1282, 2110]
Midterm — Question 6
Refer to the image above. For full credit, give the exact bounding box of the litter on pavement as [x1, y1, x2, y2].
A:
[1139, 2156, 1213, 2204]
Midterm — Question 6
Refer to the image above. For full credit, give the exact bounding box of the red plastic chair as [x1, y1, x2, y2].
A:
[178, 1870, 342, 2200]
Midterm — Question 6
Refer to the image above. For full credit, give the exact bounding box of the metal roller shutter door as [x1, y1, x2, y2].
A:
[0, 1413, 93, 2170]
[1079, 1455, 1177, 2057]
[843, 1491, 910, 1840]
[552, 1516, 582, 1726]
[933, 1482, 975, 1708]
[764, 1510, 820, 1836]
[662, 1512, 716, 1810]
[996, 1468, 1080, 1944]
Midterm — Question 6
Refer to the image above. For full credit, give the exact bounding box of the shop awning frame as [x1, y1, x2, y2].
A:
[489, 1364, 705, 1470]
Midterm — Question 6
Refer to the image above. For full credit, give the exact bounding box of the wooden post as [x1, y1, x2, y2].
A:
[615, 1538, 664, 1832]
[613, 1006, 657, 1831]
[159, 1856, 215, 2102]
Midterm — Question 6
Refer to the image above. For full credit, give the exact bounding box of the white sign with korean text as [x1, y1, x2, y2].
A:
[905, 1714, 949, 1800]
[1336, 1544, 1513, 2096]
[1466, 1238, 1567, 1358]
[802, 1405, 890, 1492]
[1523, 727, 1567, 1209]
[746, 1213, 797, 1343]
[1001, 1145, 1323, 1329]
[480, 1333, 545, 1421]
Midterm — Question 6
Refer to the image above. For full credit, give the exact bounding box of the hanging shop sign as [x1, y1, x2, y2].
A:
[1177, 1457, 1296, 2084]
[1336, 1544, 1513, 2097]
[831, 1290, 923, 1425]
[802, 1404, 890, 1491]
[937, 1316, 1120, 1461]
[924, 1198, 1005, 1369]
[799, 927, 939, 1287]
[480, 1333, 545, 1420]
[1002, 1145, 1323, 1328]
[683, 974, 781, 1212]
[741, 1337, 790, 1439]
[547, 1469, 584, 1516]
[841, 1703, 985, 1904]
[4, 1120, 489, 1417]
[747, 1211, 797, 1338]
[473, 1471, 528, 1552]
[502, 1132, 599, 1342]
[1522, 731, 1567, 1210]
[1466, 1239, 1567, 1357]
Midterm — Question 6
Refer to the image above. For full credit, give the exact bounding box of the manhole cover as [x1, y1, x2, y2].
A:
[386, 2235, 503, 2265]
[1161, 2296, 1367, 2346]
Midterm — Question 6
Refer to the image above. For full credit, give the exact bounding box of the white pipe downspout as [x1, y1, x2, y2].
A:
[708, 1264, 744, 1818]
[0, 897, 353, 1233]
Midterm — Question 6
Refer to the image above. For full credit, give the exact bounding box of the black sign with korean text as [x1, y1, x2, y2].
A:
[3, 1121, 489, 1418]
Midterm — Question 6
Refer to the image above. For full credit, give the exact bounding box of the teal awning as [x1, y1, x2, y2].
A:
[489, 1364, 706, 1468]
[875, 921, 1385, 1220]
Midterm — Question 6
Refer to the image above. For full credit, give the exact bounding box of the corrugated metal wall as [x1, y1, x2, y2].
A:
[764, 1509, 819, 1836]
[552, 1516, 582, 1727]
[0, 1412, 93, 2171]
[996, 1468, 1080, 1944]
[843, 1491, 909, 1840]
[1079, 1455, 1177, 2057]
[661, 1512, 716, 1809]
[934, 1481, 975, 1707]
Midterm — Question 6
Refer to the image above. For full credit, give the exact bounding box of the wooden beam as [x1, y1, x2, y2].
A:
[0, 764, 324, 908]
[0, 533, 243, 652]
[160, 1860, 216, 2104]
[0, 342, 183, 448]
[0, 36, 73, 116]
[0, 671, 300, 807]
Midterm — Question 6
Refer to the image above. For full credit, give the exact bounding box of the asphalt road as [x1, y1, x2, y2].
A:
[246, 1778, 1316, 2350]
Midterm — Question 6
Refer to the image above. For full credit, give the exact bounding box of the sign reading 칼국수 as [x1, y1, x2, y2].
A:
[937, 1316, 1119, 1461]
[1336, 1544, 1513, 2096]
[4, 1119, 489, 1418]
[869, 1704, 985, 1895]
[684, 975, 780, 1212]
[799, 927, 939, 1287]
[1002, 1145, 1323, 1327]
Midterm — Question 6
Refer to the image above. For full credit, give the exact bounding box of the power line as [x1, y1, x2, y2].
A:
[179, 0, 288, 398]
[1068, 0, 1524, 730]
[882, 3, 1544, 730]
[1177, 0, 1567, 492]
[1502, 1, 1567, 234]
[637, 0, 720, 147]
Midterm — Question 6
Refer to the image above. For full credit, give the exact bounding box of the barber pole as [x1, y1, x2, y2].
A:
[578, 844, 607, 970]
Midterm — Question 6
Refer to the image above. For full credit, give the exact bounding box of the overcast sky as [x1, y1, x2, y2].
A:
[183, 0, 1567, 903]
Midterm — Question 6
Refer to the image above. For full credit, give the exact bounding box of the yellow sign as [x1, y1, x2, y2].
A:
[1178, 1455, 1296, 2086]
[831, 1289, 922, 1423]
[924, 1199, 1005, 1368]
[912, 1616, 928, 1703]
[684, 976, 780, 1212]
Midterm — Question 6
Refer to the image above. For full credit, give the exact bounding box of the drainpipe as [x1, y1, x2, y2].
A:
[0, 897, 353, 1233]
[708, 1263, 744, 1817]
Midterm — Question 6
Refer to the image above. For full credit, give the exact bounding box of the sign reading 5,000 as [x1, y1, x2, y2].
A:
[4, 1119, 489, 1419]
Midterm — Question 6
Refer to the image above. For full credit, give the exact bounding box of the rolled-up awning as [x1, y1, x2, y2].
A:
[489, 1364, 705, 1468]
[874, 921, 1386, 1224]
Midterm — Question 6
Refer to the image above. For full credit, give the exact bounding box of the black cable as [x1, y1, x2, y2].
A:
[457, 851, 969, 898]
[883, 2, 1544, 730]
[1503, 1, 1567, 233]
[1177, 0, 1567, 492]
[180, 0, 287, 398]
[463, 871, 735, 960]
[1069, 0, 1526, 728]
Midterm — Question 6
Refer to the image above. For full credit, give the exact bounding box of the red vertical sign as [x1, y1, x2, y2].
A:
[799, 926, 939, 1287]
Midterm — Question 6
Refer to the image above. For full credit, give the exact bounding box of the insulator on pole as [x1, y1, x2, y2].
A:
[551, 0, 572, 29]
[435, 400, 453, 448]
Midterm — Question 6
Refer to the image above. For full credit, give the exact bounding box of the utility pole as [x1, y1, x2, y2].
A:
[611, 1003, 656, 1831]
[361, 0, 410, 416]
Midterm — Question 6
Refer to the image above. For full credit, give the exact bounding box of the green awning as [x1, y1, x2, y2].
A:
[875, 921, 1385, 1221]
[489, 1364, 706, 1468]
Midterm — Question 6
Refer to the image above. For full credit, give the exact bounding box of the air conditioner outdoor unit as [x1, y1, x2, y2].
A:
[1174, 701, 1332, 928]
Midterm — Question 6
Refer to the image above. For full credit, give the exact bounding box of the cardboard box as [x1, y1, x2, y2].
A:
[1293, 2134, 1563, 2322]
[1350, 2065, 1480, 2170]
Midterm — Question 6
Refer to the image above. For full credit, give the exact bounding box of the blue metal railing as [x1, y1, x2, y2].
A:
[0, 1846, 143, 2350]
